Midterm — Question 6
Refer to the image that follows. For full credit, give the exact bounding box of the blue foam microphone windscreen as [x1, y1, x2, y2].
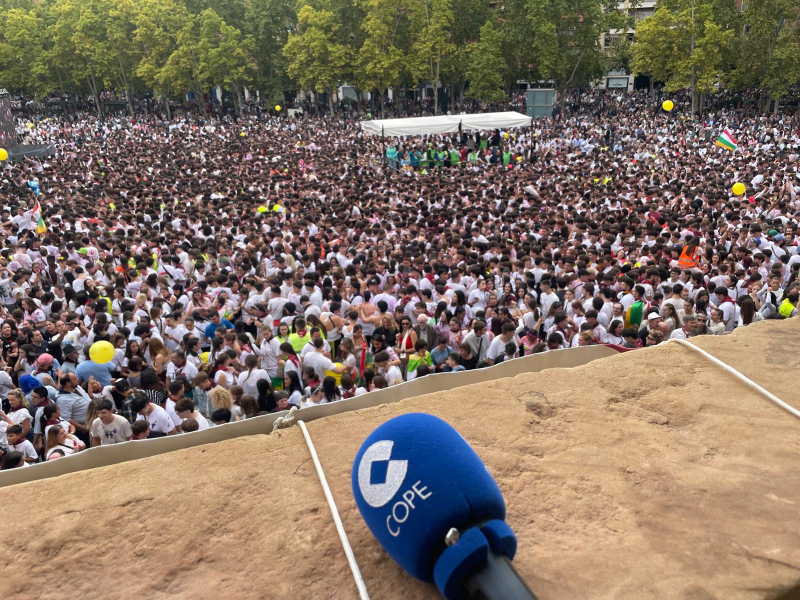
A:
[351, 413, 506, 581]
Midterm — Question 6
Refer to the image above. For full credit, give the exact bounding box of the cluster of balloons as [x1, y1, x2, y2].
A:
[662, 100, 674, 112]
[732, 182, 746, 196]
[89, 341, 115, 364]
[0, 148, 7, 161]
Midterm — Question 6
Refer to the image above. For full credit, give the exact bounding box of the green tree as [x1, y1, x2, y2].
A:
[632, 1, 735, 114]
[527, 0, 628, 110]
[50, 0, 111, 116]
[407, 0, 454, 115]
[195, 9, 254, 115]
[497, 0, 537, 86]
[104, 0, 142, 116]
[134, 0, 189, 119]
[442, 0, 493, 108]
[732, 0, 800, 113]
[283, 4, 350, 114]
[245, 0, 295, 103]
[465, 20, 507, 103]
[161, 9, 248, 114]
[358, 0, 407, 117]
[0, 9, 48, 95]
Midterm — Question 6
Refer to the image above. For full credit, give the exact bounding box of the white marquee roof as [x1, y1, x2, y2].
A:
[360, 111, 532, 137]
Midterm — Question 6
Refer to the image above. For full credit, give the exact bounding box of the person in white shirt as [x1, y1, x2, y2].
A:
[166, 350, 199, 385]
[374, 351, 404, 386]
[130, 395, 176, 436]
[669, 314, 698, 340]
[175, 398, 210, 430]
[538, 278, 560, 317]
[90, 400, 133, 446]
[467, 280, 491, 311]
[237, 355, 269, 397]
[303, 338, 347, 381]
[162, 313, 189, 351]
[486, 322, 518, 365]
[461, 320, 491, 363]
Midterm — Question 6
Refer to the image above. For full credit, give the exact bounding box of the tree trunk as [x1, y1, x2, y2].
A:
[689, 0, 697, 114]
[699, 92, 706, 114]
[164, 95, 172, 121]
[194, 85, 208, 115]
[233, 86, 243, 116]
[773, 96, 780, 115]
[328, 89, 335, 115]
[87, 73, 103, 118]
[380, 89, 385, 119]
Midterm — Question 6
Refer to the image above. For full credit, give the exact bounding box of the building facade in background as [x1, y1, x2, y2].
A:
[599, 0, 656, 92]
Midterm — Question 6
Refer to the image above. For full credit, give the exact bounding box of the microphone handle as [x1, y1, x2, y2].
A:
[463, 547, 539, 600]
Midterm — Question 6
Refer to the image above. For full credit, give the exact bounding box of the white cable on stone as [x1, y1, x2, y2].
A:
[297, 419, 371, 600]
[669, 338, 800, 421]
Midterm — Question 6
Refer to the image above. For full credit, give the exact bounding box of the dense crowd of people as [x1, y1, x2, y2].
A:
[0, 87, 798, 470]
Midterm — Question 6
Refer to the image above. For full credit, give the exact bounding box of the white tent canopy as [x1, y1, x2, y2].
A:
[360, 111, 532, 137]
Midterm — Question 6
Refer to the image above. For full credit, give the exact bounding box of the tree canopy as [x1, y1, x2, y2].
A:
[0, 0, 797, 116]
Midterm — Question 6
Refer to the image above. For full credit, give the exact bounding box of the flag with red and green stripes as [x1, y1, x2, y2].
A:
[29, 200, 46, 234]
[715, 129, 738, 151]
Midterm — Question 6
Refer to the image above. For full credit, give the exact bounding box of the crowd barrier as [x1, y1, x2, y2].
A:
[0, 345, 618, 489]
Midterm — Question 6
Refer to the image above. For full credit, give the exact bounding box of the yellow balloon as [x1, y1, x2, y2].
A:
[89, 340, 115, 364]
[240, 132, 246, 137]
[257, 206, 267, 213]
[732, 182, 746, 196]
[0, 148, 7, 161]
[662, 100, 674, 112]
[200, 351, 210, 365]
[275, 105, 281, 111]
[26, 122, 34, 129]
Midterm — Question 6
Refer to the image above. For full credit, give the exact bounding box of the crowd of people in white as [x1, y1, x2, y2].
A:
[0, 89, 798, 470]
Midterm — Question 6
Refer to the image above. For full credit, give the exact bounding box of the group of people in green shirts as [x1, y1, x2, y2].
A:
[385, 130, 525, 173]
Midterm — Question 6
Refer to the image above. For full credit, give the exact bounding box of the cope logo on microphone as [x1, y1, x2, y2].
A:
[357, 440, 408, 508]
[357, 439, 433, 537]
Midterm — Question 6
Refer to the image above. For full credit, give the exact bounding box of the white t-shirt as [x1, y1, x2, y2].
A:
[0, 371, 13, 400]
[163, 324, 189, 351]
[189, 412, 210, 430]
[45, 438, 79, 459]
[166, 361, 199, 383]
[300, 339, 331, 358]
[237, 369, 269, 397]
[386, 365, 404, 386]
[487, 336, 516, 362]
[9, 408, 32, 428]
[90, 415, 133, 445]
[9, 438, 38, 461]
[717, 300, 735, 329]
[214, 369, 235, 389]
[137, 404, 174, 434]
[304, 351, 335, 381]
[165, 398, 183, 427]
